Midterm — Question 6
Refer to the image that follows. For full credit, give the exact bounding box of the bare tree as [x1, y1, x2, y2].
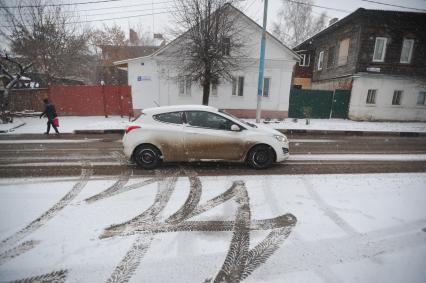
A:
[0, 51, 32, 123]
[168, 0, 246, 105]
[89, 24, 128, 53]
[0, 0, 92, 82]
[132, 23, 155, 46]
[272, 0, 327, 48]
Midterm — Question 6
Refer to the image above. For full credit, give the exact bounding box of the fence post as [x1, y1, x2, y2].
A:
[329, 89, 336, 119]
[102, 84, 108, 118]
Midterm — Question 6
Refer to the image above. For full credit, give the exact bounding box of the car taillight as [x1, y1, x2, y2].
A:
[125, 125, 141, 134]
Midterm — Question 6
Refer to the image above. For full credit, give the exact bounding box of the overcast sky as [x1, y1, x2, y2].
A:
[1, 0, 426, 43]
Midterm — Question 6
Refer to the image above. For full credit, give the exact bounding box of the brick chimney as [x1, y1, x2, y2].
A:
[129, 29, 139, 45]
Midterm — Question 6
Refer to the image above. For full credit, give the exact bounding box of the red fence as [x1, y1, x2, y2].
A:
[49, 85, 132, 116]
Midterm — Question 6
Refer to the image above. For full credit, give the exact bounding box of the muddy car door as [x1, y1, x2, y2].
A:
[152, 111, 186, 161]
[183, 111, 245, 161]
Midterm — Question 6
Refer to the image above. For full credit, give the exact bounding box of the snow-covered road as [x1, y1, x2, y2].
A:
[0, 173, 425, 282]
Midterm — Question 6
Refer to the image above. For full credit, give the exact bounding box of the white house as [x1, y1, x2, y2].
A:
[114, 5, 299, 118]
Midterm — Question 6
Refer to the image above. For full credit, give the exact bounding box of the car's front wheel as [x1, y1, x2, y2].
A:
[133, 144, 162, 169]
[247, 145, 275, 169]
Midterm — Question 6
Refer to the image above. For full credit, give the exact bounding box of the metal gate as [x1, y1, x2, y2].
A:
[288, 88, 351, 119]
[330, 89, 351, 118]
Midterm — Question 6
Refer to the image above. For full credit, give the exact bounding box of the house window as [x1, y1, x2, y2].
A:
[178, 76, 191, 96]
[317, 51, 324, 70]
[400, 39, 414, 64]
[327, 46, 336, 68]
[417, 92, 426, 105]
[392, 90, 403, 105]
[178, 78, 185, 95]
[338, 38, 350, 66]
[299, 54, 310, 66]
[238, 76, 244, 96]
[263, 77, 271, 97]
[211, 81, 218, 96]
[222, 37, 230, 56]
[366, 89, 377, 104]
[231, 76, 244, 96]
[373, 37, 387, 62]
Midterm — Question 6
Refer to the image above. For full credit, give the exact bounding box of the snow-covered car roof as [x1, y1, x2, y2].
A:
[142, 105, 218, 115]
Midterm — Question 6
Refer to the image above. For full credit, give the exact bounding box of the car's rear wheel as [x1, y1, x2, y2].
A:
[247, 145, 275, 169]
[133, 144, 162, 169]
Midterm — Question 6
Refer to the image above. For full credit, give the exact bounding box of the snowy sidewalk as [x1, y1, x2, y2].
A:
[1, 115, 425, 134]
[247, 118, 426, 134]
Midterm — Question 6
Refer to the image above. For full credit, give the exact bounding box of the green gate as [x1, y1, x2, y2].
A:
[330, 89, 351, 119]
[288, 88, 351, 119]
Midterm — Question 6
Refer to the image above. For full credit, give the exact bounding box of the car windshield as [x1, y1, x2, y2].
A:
[219, 109, 257, 128]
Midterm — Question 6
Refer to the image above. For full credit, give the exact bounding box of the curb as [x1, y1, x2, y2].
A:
[74, 129, 125, 134]
[278, 129, 426, 137]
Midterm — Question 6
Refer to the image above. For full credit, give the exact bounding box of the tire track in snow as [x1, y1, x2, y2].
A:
[102, 169, 297, 283]
[302, 177, 358, 236]
[0, 240, 39, 266]
[104, 173, 178, 283]
[0, 167, 93, 251]
[165, 170, 202, 224]
[209, 182, 297, 283]
[126, 213, 296, 235]
[1, 269, 68, 283]
[85, 171, 131, 203]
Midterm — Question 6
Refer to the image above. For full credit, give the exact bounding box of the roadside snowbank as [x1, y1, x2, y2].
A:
[246, 118, 426, 133]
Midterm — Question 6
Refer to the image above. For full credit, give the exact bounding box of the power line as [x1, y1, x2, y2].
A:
[0, 1, 174, 15]
[0, 10, 173, 28]
[360, 0, 426, 12]
[0, 0, 125, 9]
[284, 0, 351, 13]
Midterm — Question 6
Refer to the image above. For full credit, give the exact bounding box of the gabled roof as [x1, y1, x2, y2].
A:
[294, 8, 426, 50]
[114, 3, 299, 66]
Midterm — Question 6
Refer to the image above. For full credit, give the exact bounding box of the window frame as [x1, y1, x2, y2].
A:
[178, 76, 191, 96]
[366, 89, 377, 105]
[317, 51, 324, 70]
[400, 38, 414, 64]
[237, 76, 244, 96]
[153, 111, 184, 125]
[299, 54, 310, 67]
[211, 82, 218, 96]
[184, 110, 238, 131]
[337, 38, 350, 66]
[263, 77, 271, 97]
[392, 90, 403, 105]
[416, 92, 426, 106]
[222, 37, 231, 56]
[373, 37, 388, 62]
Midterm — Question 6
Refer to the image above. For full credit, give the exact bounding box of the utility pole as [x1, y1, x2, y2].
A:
[256, 0, 268, 123]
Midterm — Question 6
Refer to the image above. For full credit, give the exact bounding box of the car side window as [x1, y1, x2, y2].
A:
[153, 111, 183, 124]
[185, 111, 235, 130]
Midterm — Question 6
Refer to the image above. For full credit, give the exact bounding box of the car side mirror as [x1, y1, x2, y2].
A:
[231, 124, 240, 131]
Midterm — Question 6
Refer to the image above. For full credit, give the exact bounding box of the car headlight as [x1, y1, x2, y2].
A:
[274, 135, 288, 143]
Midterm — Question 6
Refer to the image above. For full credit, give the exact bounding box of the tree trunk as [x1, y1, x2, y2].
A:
[202, 81, 210, 106]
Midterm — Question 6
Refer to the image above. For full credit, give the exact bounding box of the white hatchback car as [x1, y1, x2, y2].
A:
[122, 105, 289, 169]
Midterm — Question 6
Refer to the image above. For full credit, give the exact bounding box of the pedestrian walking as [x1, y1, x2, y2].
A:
[39, 98, 60, 134]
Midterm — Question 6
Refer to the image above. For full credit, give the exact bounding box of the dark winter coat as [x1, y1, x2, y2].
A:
[40, 103, 58, 120]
